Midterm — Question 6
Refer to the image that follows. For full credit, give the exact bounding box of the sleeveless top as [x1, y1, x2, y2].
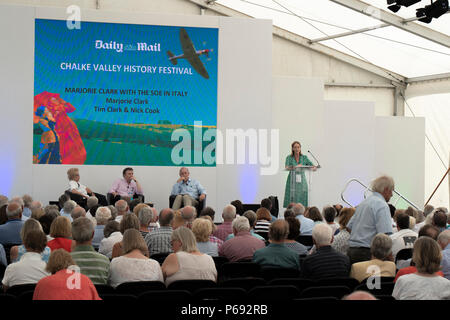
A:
[16, 245, 51, 263]
[165, 251, 217, 286]
[47, 237, 73, 252]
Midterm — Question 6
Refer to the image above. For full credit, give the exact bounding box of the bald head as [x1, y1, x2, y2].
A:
[343, 291, 377, 300]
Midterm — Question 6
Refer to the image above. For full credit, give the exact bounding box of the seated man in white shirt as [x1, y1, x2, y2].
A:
[390, 212, 417, 265]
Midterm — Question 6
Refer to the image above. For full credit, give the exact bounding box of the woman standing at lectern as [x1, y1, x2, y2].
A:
[283, 141, 316, 208]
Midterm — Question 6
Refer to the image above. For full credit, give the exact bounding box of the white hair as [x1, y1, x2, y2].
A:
[222, 204, 236, 221]
[371, 175, 395, 194]
[438, 230, 450, 246]
[9, 197, 24, 207]
[95, 206, 112, 225]
[232, 216, 250, 232]
[63, 200, 77, 213]
[312, 223, 333, 246]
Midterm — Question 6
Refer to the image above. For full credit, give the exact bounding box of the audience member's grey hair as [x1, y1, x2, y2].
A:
[243, 210, 257, 227]
[22, 195, 33, 208]
[115, 200, 128, 213]
[72, 217, 95, 243]
[312, 223, 333, 246]
[95, 207, 112, 225]
[63, 200, 77, 214]
[108, 205, 118, 220]
[159, 208, 174, 226]
[44, 205, 59, 215]
[71, 206, 86, 220]
[437, 230, 450, 247]
[222, 204, 236, 221]
[181, 206, 197, 222]
[292, 203, 305, 216]
[232, 216, 250, 232]
[138, 206, 153, 226]
[87, 196, 98, 208]
[371, 175, 395, 194]
[370, 233, 393, 260]
[6, 202, 22, 219]
[30, 201, 43, 210]
[10, 197, 24, 207]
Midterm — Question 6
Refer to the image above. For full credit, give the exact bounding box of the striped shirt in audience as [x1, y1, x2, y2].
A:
[71, 245, 110, 285]
[301, 245, 350, 280]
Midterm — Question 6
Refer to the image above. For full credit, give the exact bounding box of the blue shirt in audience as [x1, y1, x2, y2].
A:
[0, 219, 25, 245]
[296, 215, 315, 235]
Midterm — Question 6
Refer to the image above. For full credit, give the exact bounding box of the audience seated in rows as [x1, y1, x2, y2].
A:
[109, 229, 163, 288]
[161, 227, 217, 286]
[253, 220, 300, 270]
[393, 237, 450, 300]
[33, 249, 101, 300]
[219, 216, 265, 262]
[10, 218, 51, 263]
[350, 233, 396, 282]
[301, 223, 350, 280]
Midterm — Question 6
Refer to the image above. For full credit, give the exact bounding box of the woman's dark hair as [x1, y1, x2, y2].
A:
[286, 217, 300, 240]
[230, 200, 244, 216]
[39, 212, 58, 235]
[307, 207, 323, 222]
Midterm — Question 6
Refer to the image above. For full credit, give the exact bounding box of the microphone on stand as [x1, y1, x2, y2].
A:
[307, 150, 321, 168]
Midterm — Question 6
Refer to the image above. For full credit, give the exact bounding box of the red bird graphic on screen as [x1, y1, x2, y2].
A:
[34, 92, 87, 164]
[167, 28, 211, 79]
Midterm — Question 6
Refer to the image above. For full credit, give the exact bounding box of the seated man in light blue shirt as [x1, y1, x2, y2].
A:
[171, 167, 206, 210]
[292, 203, 314, 235]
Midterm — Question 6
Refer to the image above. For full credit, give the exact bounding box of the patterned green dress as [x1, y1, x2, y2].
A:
[283, 154, 313, 208]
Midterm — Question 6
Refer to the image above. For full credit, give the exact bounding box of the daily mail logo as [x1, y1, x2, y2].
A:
[95, 40, 161, 53]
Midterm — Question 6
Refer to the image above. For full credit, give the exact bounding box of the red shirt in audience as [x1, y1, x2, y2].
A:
[47, 237, 73, 252]
[33, 269, 101, 300]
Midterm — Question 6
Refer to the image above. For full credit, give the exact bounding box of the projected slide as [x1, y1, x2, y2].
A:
[33, 19, 218, 166]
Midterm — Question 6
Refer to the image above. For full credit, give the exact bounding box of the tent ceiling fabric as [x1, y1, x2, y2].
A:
[216, 0, 450, 79]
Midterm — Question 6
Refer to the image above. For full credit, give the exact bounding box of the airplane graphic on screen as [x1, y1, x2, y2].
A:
[167, 28, 212, 79]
